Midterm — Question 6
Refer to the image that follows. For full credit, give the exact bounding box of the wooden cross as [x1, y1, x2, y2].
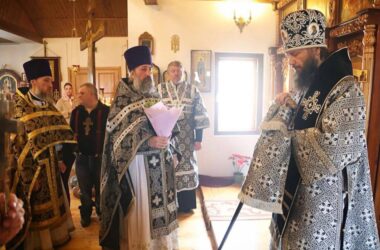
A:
[83, 117, 93, 136]
[80, 0, 105, 87]
[43, 40, 48, 57]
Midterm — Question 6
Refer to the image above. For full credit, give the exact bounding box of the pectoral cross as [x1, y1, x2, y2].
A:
[83, 117, 93, 136]
[80, 0, 105, 86]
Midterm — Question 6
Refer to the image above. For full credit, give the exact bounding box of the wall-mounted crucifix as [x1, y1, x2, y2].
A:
[80, 0, 105, 87]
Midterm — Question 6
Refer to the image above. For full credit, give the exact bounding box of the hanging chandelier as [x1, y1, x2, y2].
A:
[69, 0, 80, 73]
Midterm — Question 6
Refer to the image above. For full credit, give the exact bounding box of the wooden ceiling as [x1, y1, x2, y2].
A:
[144, 0, 157, 5]
[198, 0, 274, 3]
[0, 0, 128, 43]
[0, 0, 276, 43]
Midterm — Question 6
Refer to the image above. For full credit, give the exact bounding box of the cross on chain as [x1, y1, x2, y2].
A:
[83, 117, 93, 136]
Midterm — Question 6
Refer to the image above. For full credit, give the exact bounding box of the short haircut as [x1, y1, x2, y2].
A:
[167, 61, 183, 70]
[80, 83, 98, 99]
[64, 82, 72, 88]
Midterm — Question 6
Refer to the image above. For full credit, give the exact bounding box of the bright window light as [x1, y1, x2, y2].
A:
[215, 53, 263, 135]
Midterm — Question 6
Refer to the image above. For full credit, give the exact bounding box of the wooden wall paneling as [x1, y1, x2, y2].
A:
[367, 23, 380, 194]
[328, 8, 380, 231]
[375, 146, 380, 226]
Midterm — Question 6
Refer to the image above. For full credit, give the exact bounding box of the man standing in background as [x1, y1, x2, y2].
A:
[158, 61, 210, 213]
[56, 82, 76, 124]
[66, 83, 109, 227]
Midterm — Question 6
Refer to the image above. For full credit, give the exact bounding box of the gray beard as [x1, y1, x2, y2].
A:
[132, 76, 155, 97]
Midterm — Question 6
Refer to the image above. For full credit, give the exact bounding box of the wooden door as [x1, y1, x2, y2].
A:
[68, 69, 88, 95]
[97, 70, 119, 100]
[68, 67, 121, 104]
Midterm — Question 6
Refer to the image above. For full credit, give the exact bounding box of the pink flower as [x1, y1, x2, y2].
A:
[229, 153, 251, 173]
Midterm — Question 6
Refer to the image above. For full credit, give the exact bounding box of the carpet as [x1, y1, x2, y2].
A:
[204, 199, 272, 221]
[199, 187, 272, 249]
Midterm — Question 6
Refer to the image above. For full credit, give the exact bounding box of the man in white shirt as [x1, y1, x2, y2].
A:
[56, 82, 76, 123]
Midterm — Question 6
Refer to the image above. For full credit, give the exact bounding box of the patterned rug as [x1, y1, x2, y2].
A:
[199, 189, 272, 249]
[204, 199, 272, 221]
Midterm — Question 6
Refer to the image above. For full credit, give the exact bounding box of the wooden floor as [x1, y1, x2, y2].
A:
[58, 185, 270, 250]
[59, 195, 101, 250]
[59, 190, 212, 250]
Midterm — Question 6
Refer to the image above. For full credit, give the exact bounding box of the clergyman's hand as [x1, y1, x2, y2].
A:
[275, 92, 297, 108]
[148, 136, 169, 149]
[194, 142, 202, 151]
[275, 92, 291, 105]
[59, 161, 67, 174]
[0, 193, 25, 245]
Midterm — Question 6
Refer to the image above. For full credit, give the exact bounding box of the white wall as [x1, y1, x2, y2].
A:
[0, 37, 128, 84]
[128, 0, 277, 176]
[0, 0, 277, 177]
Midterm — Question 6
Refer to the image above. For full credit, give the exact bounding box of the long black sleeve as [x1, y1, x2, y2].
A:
[62, 109, 76, 166]
[195, 129, 203, 142]
[62, 143, 76, 167]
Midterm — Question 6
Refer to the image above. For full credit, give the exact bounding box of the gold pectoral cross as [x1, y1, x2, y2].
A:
[83, 117, 93, 136]
[301, 91, 321, 120]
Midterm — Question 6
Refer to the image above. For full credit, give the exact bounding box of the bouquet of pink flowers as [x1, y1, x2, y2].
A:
[229, 153, 251, 174]
[143, 100, 183, 137]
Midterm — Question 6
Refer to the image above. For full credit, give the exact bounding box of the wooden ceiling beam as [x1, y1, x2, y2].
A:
[144, 0, 158, 5]
[0, 19, 42, 43]
[0, 0, 42, 43]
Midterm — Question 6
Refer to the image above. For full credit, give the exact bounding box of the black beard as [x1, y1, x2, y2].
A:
[294, 57, 319, 91]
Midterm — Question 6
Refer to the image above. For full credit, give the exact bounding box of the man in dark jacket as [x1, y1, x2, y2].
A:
[66, 83, 109, 227]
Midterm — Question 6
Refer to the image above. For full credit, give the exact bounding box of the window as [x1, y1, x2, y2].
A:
[215, 53, 263, 135]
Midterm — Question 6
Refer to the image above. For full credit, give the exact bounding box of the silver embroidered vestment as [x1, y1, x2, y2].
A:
[240, 76, 380, 249]
[158, 81, 210, 191]
[100, 79, 178, 249]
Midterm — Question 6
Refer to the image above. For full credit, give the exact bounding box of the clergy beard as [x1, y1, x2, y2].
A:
[31, 88, 49, 100]
[133, 76, 154, 96]
[294, 57, 319, 91]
